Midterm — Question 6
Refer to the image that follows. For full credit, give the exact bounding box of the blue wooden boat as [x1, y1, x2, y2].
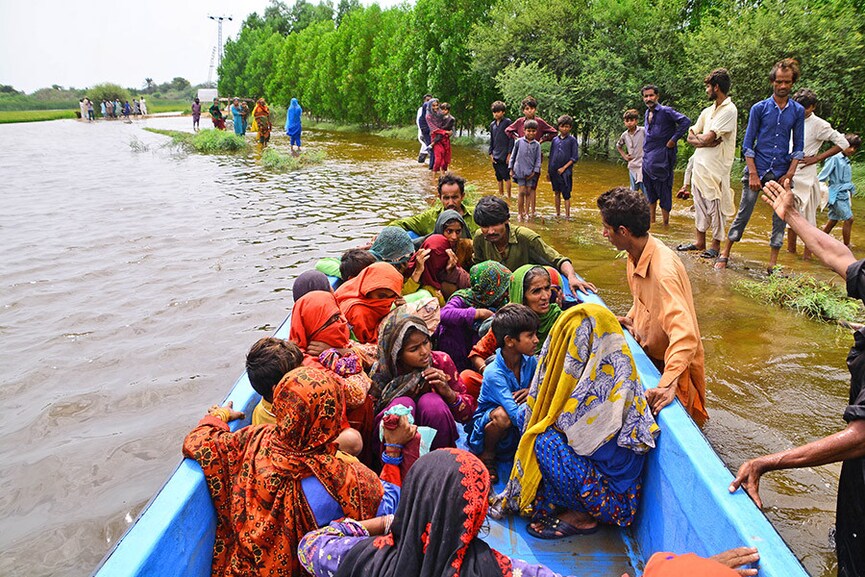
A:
[92, 280, 810, 577]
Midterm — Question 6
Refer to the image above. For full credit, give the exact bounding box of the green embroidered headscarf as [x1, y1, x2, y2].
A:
[509, 265, 563, 348]
[450, 260, 512, 310]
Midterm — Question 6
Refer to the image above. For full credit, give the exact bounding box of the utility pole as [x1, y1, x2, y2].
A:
[208, 15, 233, 71]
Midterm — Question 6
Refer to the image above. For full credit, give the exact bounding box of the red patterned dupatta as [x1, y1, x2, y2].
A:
[183, 367, 382, 577]
[335, 448, 512, 577]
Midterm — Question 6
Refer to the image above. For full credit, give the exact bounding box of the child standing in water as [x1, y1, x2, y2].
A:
[489, 101, 514, 199]
[548, 115, 579, 218]
[616, 109, 646, 196]
[821, 134, 862, 246]
[430, 102, 455, 177]
[506, 96, 557, 218]
[509, 119, 542, 221]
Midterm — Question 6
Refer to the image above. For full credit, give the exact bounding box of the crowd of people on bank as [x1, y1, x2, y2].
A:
[178, 57, 865, 577]
[78, 96, 148, 121]
[198, 95, 303, 150]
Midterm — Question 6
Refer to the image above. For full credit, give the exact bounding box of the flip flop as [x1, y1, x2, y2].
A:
[526, 515, 599, 539]
[676, 243, 701, 252]
[700, 249, 720, 259]
[481, 457, 499, 484]
[713, 256, 729, 270]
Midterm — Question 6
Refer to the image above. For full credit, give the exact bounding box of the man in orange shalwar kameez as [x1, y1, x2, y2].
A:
[598, 186, 709, 426]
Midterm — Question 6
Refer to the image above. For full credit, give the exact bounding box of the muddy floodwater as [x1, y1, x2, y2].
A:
[1, 116, 859, 576]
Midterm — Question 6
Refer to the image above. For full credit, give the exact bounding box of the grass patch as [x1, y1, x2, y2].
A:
[734, 272, 865, 323]
[260, 147, 326, 171]
[144, 127, 248, 153]
[0, 109, 77, 124]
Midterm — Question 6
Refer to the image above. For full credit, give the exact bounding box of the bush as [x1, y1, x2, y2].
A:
[143, 128, 249, 153]
[260, 147, 326, 171]
[86, 83, 132, 105]
[734, 273, 865, 323]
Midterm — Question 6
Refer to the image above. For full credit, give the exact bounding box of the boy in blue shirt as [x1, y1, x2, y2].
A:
[468, 303, 539, 482]
[821, 134, 861, 247]
[548, 114, 579, 219]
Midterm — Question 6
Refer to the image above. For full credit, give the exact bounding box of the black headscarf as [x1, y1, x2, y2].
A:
[335, 449, 510, 577]
[413, 209, 471, 248]
[292, 270, 332, 301]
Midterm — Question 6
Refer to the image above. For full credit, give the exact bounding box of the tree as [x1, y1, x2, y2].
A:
[143, 78, 155, 92]
[86, 83, 131, 103]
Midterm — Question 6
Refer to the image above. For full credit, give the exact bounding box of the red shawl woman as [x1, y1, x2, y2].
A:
[182, 366, 383, 577]
[334, 262, 404, 344]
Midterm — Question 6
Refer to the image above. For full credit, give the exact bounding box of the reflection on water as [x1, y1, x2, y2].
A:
[0, 116, 853, 576]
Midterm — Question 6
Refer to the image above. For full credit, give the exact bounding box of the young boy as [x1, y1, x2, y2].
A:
[340, 248, 377, 281]
[467, 303, 539, 482]
[509, 119, 542, 221]
[489, 101, 514, 199]
[616, 109, 646, 195]
[246, 336, 363, 457]
[821, 134, 861, 247]
[504, 95, 558, 142]
[548, 114, 579, 218]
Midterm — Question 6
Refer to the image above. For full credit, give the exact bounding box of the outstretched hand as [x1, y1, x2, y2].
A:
[761, 178, 796, 222]
[208, 401, 245, 422]
[729, 457, 767, 509]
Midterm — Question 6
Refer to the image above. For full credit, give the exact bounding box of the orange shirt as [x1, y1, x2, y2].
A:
[626, 235, 708, 426]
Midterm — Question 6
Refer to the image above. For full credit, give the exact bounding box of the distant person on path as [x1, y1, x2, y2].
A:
[253, 98, 272, 145]
[597, 187, 709, 426]
[106, 100, 114, 118]
[100, 100, 107, 118]
[113, 99, 121, 118]
[230, 98, 244, 136]
[416, 94, 432, 164]
[677, 68, 738, 260]
[731, 178, 865, 577]
[548, 114, 579, 219]
[86, 99, 94, 121]
[715, 58, 804, 272]
[641, 84, 691, 226]
[209, 97, 225, 130]
[488, 100, 513, 199]
[789, 89, 850, 259]
[78, 98, 86, 120]
[821, 134, 861, 247]
[133, 99, 141, 116]
[139, 97, 147, 115]
[509, 120, 542, 221]
[472, 195, 596, 295]
[616, 109, 646, 195]
[191, 98, 201, 131]
[286, 97, 303, 153]
[122, 101, 131, 119]
[240, 100, 249, 134]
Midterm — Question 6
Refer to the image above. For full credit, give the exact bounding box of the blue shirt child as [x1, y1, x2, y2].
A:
[467, 349, 538, 455]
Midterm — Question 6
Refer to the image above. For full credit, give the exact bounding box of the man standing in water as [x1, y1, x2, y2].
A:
[641, 85, 691, 226]
[598, 187, 708, 426]
[715, 58, 804, 272]
[731, 178, 865, 577]
[677, 68, 738, 259]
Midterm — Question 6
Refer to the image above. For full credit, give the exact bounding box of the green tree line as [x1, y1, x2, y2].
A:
[219, 0, 865, 153]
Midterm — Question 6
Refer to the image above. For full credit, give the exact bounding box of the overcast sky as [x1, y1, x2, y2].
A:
[0, 0, 403, 93]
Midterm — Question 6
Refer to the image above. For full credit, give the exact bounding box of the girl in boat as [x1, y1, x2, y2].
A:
[435, 260, 511, 372]
[491, 303, 659, 539]
[253, 98, 272, 145]
[183, 366, 414, 577]
[334, 262, 404, 344]
[370, 314, 475, 452]
[403, 234, 469, 305]
[298, 448, 578, 577]
[286, 97, 303, 153]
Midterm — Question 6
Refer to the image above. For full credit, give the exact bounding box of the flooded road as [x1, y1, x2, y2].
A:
[0, 116, 856, 576]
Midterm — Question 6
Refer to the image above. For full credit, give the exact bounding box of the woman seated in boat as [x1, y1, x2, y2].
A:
[370, 313, 475, 453]
[334, 262, 404, 344]
[289, 290, 377, 459]
[299, 448, 577, 577]
[491, 303, 659, 539]
[413, 209, 474, 270]
[468, 264, 564, 374]
[183, 365, 415, 577]
[291, 269, 333, 301]
[369, 226, 417, 271]
[403, 234, 469, 304]
[435, 260, 511, 372]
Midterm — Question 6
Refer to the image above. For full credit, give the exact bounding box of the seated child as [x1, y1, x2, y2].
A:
[467, 304, 539, 482]
[246, 336, 363, 458]
[821, 133, 861, 247]
[340, 248, 377, 281]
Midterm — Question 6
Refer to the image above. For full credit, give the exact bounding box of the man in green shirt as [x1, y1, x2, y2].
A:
[390, 173, 478, 236]
[472, 195, 596, 295]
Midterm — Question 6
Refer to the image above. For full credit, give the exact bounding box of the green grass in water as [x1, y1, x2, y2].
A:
[734, 272, 864, 323]
[0, 110, 77, 123]
[260, 147, 326, 171]
[144, 128, 248, 153]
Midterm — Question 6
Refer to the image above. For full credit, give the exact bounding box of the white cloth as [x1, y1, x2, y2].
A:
[690, 97, 737, 219]
[140, 98, 148, 115]
[792, 113, 849, 210]
[693, 184, 726, 239]
[416, 106, 428, 154]
[617, 127, 645, 183]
